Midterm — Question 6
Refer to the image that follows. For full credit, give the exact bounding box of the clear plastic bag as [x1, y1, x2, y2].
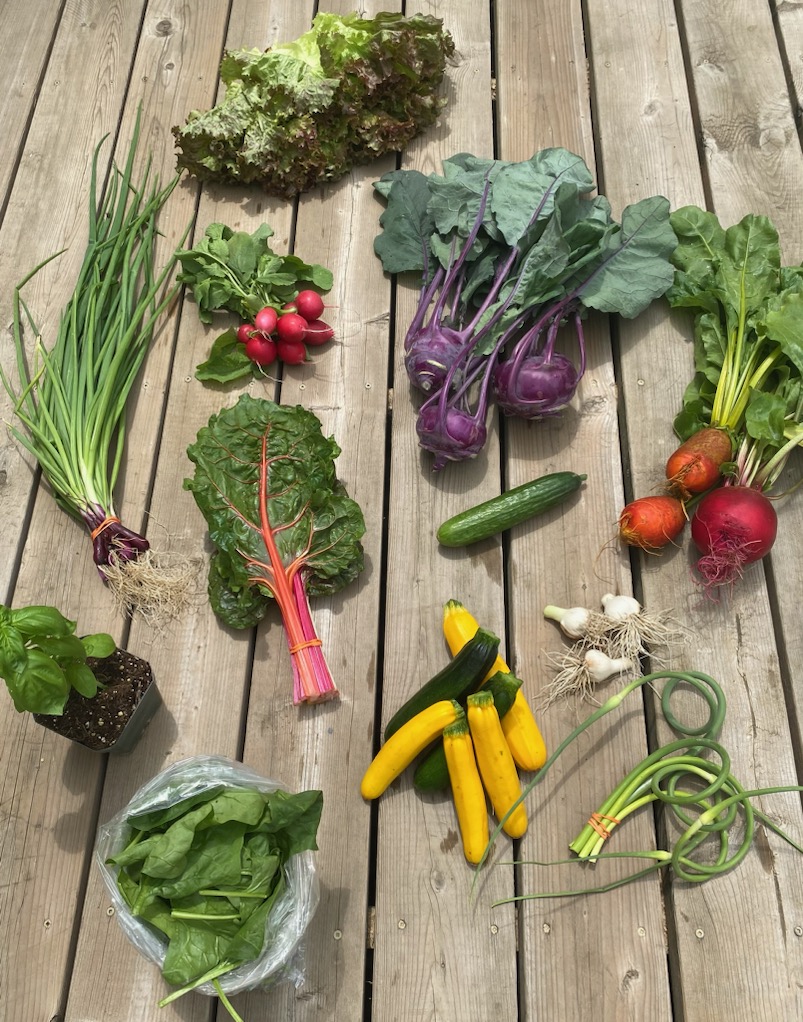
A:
[95, 754, 320, 996]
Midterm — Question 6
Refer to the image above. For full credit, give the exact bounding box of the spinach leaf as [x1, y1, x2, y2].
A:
[111, 783, 323, 1006]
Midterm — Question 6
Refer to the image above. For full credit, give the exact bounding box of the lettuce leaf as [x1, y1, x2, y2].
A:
[173, 12, 455, 198]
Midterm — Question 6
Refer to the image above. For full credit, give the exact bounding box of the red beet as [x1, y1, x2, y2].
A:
[691, 484, 777, 589]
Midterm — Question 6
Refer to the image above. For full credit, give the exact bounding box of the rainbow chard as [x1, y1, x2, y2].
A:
[185, 395, 366, 704]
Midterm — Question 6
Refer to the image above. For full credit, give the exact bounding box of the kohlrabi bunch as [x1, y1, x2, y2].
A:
[373, 149, 678, 469]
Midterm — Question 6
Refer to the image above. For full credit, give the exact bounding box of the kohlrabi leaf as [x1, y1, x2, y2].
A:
[490, 149, 595, 246]
[571, 195, 677, 318]
[373, 170, 436, 274]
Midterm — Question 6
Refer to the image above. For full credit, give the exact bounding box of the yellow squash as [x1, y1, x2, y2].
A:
[360, 699, 462, 800]
[467, 690, 528, 838]
[442, 599, 547, 771]
[443, 716, 489, 864]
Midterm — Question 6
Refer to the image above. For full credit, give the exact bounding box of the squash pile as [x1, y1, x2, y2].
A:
[360, 601, 546, 863]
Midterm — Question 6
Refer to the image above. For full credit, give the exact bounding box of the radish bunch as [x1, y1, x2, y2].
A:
[237, 290, 334, 367]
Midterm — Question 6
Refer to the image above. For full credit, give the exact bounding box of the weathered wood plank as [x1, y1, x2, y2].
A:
[369, 2, 519, 1020]
[494, 1, 673, 1019]
[0, 4, 161, 1018]
[63, 3, 319, 1020]
[0, 0, 151, 602]
[0, 0, 64, 204]
[593, 0, 803, 1019]
[1, 1, 801, 1021]
[771, 0, 803, 778]
[233, 0, 395, 1017]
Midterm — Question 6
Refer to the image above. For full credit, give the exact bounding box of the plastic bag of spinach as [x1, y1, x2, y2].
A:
[95, 756, 321, 1015]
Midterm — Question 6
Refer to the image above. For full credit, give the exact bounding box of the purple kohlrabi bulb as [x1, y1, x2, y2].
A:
[493, 353, 580, 418]
[416, 404, 487, 471]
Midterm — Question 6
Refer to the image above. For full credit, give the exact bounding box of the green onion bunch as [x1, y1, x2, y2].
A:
[2, 109, 193, 620]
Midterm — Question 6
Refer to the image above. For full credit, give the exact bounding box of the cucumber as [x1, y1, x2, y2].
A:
[436, 471, 587, 547]
[413, 670, 523, 792]
[384, 627, 500, 741]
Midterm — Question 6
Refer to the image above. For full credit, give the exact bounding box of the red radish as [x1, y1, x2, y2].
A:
[666, 427, 732, 498]
[276, 312, 308, 344]
[618, 495, 687, 550]
[303, 318, 334, 346]
[254, 306, 278, 335]
[294, 289, 326, 321]
[236, 323, 254, 344]
[690, 484, 777, 589]
[277, 339, 307, 365]
[245, 334, 278, 366]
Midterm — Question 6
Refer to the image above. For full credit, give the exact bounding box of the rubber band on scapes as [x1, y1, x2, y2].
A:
[587, 811, 621, 840]
[288, 638, 324, 654]
[90, 516, 121, 540]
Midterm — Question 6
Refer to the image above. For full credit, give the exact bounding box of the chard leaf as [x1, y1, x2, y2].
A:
[185, 395, 365, 630]
[762, 289, 803, 375]
[745, 390, 788, 444]
[208, 551, 271, 629]
[572, 195, 677, 317]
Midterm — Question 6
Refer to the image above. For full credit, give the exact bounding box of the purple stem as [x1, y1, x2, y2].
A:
[82, 504, 149, 572]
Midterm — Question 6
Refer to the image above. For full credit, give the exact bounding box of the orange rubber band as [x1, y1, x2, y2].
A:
[288, 638, 324, 654]
[90, 516, 121, 540]
[588, 812, 621, 840]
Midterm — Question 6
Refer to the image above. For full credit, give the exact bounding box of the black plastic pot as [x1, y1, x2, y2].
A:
[33, 649, 161, 754]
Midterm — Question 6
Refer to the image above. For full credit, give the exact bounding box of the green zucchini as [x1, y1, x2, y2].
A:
[384, 627, 500, 741]
[436, 471, 587, 548]
[413, 670, 523, 792]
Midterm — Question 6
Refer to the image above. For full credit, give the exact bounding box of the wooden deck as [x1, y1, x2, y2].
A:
[2, 1, 803, 1019]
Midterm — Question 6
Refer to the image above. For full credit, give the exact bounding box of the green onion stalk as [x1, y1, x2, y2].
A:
[474, 670, 803, 902]
[1, 109, 194, 621]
